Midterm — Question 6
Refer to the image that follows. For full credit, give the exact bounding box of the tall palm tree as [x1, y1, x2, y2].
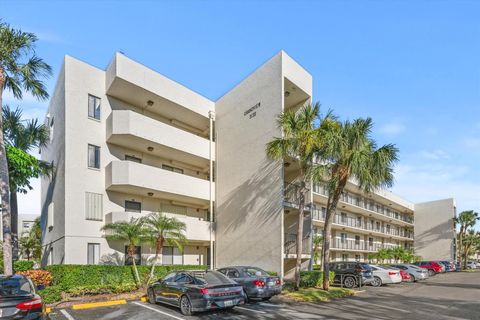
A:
[144, 212, 186, 283]
[0, 21, 52, 275]
[266, 102, 335, 290]
[462, 231, 480, 264]
[314, 118, 399, 290]
[455, 210, 479, 269]
[19, 233, 40, 261]
[3, 105, 51, 248]
[101, 217, 148, 285]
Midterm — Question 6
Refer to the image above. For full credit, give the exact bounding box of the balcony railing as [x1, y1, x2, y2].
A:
[313, 183, 414, 224]
[284, 233, 311, 255]
[331, 239, 404, 252]
[311, 206, 414, 239]
[284, 182, 311, 210]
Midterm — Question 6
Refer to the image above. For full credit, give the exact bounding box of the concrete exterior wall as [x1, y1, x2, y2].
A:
[215, 52, 285, 275]
[414, 198, 456, 261]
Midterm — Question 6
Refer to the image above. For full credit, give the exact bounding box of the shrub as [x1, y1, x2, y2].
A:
[299, 271, 334, 288]
[38, 286, 63, 304]
[16, 270, 52, 286]
[14, 260, 35, 272]
[266, 271, 278, 276]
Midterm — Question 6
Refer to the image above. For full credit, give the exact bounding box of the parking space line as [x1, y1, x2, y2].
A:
[132, 302, 184, 320]
[235, 306, 267, 314]
[60, 309, 76, 320]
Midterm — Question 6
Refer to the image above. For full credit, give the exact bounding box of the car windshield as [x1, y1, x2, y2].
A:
[243, 267, 268, 277]
[0, 277, 33, 297]
[193, 271, 236, 285]
[358, 263, 372, 270]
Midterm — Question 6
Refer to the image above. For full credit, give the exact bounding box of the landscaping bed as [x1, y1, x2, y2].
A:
[281, 287, 355, 302]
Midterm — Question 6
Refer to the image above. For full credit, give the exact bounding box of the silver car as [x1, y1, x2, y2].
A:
[390, 263, 429, 282]
[369, 265, 402, 287]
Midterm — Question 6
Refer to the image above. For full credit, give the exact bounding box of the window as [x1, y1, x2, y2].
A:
[356, 216, 362, 227]
[88, 144, 100, 169]
[174, 273, 193, 284]
[163, 272, 176, 282]
[355, 254, 361, 262]
[85, 192, 103, 221]
[161, 203, 187, 216]
[355, 235, 360, 245]
[88, 94, 101, 120]
[386, 225, 391, 233]
[340, 233, 347, 243]
[162, 246, 183, 265]
[162, 164, 184, 174]
[340, 212, 347, 223]
[125, 155, 142, 163]
[49, 117, 54, 142]
[368, 237, 373, 247]
[342, 254, 348, 261]
[87, 243, 100, 265]
[125, 246, 141, 265]
[226, 269, 240, 278]
[376, 221, 381, 231]
[47, 202, 54, 229]
[125, 200, 141, 213]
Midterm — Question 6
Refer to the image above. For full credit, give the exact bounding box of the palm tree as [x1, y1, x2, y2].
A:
[312, 234, 323, 267]
[19, 233, 40, 261]
[101, 217, 148, 285]
[266, 102, 335, 290]
[391, 247, 404, 263]
[3, 105, 51, 249]
[144, 212, 186, 283]
[314, 117, 399, 290]
[455, 210, 479, 269]
[0, 21, 52, 275]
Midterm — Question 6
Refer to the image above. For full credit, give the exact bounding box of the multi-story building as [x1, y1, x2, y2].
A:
[41, 51, 455, 278]
[18, 214, 39, 236]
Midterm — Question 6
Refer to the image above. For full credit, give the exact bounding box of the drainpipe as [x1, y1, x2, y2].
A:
[209, 110, 215, 269]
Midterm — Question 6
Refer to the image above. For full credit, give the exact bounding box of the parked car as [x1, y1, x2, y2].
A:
[0, 274, 45, 319]
[217, 266, 282, 301]
[438, 260, 455, 272]
[389, 263, 429, 282]
[328, 262, 373, 288]
[455, 261, 461, 271]
[413, 261, 443, 276]
[466, 261, 478, 269]
[369, 265, 402, 287]
[147, 270, 245, 316]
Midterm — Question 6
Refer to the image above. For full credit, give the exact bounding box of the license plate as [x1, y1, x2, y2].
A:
[267, 281, 275, 286]
[224, 300, 234, 307]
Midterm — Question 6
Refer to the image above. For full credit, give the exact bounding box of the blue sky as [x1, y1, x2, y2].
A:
[3, 1, 480, 229]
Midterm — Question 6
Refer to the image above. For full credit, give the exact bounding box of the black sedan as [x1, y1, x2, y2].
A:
[0, 274, 45, 319]
[147, 270, 245, 316]
[217, 266, 282, 301]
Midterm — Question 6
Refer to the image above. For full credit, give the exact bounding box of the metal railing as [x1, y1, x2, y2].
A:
[330, 239, 404, 252]
[284, 182, 311, 210]
[284, 233, 311, 255]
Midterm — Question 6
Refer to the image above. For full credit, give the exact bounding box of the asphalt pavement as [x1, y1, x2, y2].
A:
[48, 270, 480, 320]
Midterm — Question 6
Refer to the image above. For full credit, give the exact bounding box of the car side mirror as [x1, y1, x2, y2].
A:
[36, 284, 45, 291]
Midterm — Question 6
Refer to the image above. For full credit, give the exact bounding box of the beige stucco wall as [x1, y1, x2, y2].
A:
[414, 198, 456, 260]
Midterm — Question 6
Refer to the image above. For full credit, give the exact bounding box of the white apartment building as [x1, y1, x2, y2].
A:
[41, 51, 455, 278]
[18, 214, 39, 237]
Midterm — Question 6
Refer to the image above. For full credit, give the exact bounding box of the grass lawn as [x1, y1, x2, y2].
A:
[282, 287, 355, 302]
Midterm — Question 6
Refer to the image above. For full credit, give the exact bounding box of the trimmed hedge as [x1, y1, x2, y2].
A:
[299, 271, 335, 288]
[14, 260, 35, 272]
[45, 264, 206, 289]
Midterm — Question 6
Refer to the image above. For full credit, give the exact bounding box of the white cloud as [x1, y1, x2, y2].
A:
[419, 149, 450, 160]
[379, 122, 406, 136]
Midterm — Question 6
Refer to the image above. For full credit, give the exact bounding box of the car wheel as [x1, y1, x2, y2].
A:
[147, 288, 156, 304]
[372, 276, 382, 287]
[180, 295, 193, 316]
[409, 274, 416, 282]
[428, 269, 435, 277]
[343, 276, 356, 288]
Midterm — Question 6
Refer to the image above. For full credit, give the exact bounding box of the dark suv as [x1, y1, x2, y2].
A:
[328, 262, 373, 288]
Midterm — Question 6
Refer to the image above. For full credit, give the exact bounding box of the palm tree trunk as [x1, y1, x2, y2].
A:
[294, 180, 306, 290]
[128, 245, 141, 285]
[10, 190, 18, 259]
[322, 178, 348, 290]
[459, 227, 464, 269]
[0, 81, 13, 276]
[148, 237, 164, 283]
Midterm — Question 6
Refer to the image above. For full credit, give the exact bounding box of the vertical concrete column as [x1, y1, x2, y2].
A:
[209, 110, 215, 269]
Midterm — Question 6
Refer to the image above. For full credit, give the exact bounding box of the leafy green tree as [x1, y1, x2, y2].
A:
[391, 247, 405, 263]
[266, 102, 335, 290]
[0, 21, 52, 275]
[101, 217, 148, 285]
[461, 231, 480, 265]
[3, 105, 51, 243]
[144, 212, 186, 283]
[312, 234, 323, 266]
[455, 210, 479, 269]
[313, 117, 399, 290]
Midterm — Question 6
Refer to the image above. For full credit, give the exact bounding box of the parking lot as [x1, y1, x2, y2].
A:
[49, 271, 480, 320]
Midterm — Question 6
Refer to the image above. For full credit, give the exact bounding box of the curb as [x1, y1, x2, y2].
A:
[71, 299, 127, 310]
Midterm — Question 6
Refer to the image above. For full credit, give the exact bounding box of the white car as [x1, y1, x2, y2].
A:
[466, 261, 477, 269]
[369, 265, 402, 287]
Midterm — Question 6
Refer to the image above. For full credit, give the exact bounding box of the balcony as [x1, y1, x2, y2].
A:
[284, 182, 311, 211]
[330, 239, 403, 252]
[105, 211, 213, 242]
[106, 160, 214, 203]
[107, 110, 214, 168]
[284, 233, 311, 257]
[313, 183, 414, 226]
[311, 206, 414, 240]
